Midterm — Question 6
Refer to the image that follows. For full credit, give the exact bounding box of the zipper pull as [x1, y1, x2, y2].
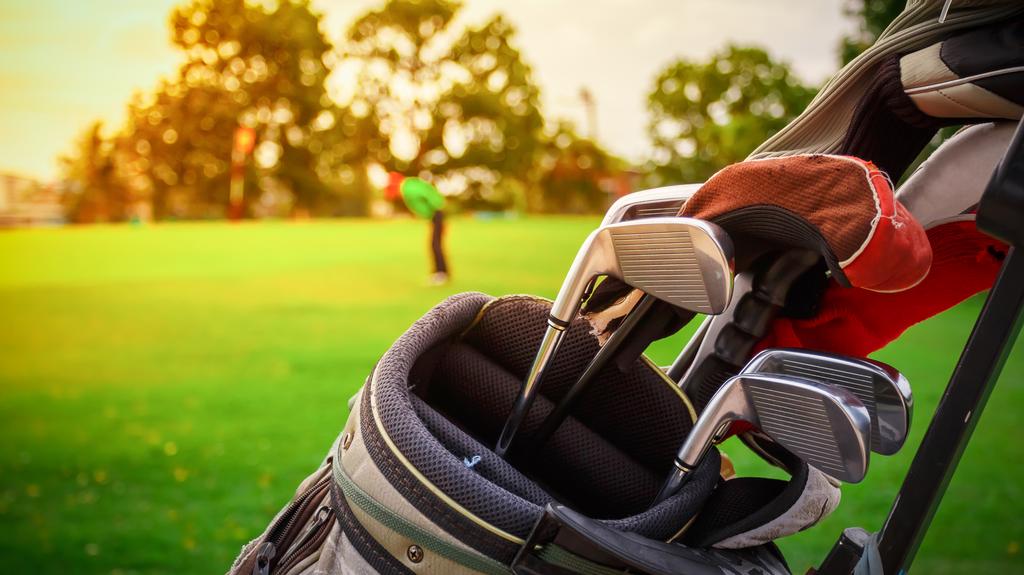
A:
[278, 506, 332, 564]
[253, 541, 276, 575]
[304, 506, 332, 538]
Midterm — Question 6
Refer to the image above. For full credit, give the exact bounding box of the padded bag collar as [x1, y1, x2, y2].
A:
[360, 293, 722, 559]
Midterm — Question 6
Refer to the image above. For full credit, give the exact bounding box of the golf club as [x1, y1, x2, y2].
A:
[653, 372, 871, 505]
[525, 187, 729, 451]
[742, 348, 913, 455]
[528, 293, 660, 451]
[494, 217, 734, 458]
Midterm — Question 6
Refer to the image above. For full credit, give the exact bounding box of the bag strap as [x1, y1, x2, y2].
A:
[511, 504, 790, 575]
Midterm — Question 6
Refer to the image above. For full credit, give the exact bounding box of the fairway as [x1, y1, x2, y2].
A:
[0, 218, 1021, 574]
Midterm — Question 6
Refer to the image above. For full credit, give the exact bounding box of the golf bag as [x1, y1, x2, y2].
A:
[227, 293, 842, 575]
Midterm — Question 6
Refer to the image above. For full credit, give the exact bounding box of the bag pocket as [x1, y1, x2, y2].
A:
[275, 503, 336, 574]
[232, 460, 336, 575]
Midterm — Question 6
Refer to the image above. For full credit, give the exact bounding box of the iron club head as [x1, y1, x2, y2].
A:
[742, 348, 913, 455]
[654, 372, 871, 504]
[550, 216, 734, 322]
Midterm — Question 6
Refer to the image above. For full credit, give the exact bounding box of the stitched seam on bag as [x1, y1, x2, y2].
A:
[332, 480, 415, 575]
[366, 372, 520, 540]
[534, 545, 627, 575]
[361, 386, 498, 551]
[359, 382, 520, 562]
[934, 85, 1009, 117]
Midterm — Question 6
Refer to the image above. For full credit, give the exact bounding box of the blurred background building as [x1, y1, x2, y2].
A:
[0, 173, 65, 227]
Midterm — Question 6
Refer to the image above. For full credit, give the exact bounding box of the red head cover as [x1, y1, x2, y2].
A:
[682, 154, 932, 293]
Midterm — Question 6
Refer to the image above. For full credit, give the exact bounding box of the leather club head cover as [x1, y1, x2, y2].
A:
[582, 154, 931, 344]
[681, 154, 931, 293]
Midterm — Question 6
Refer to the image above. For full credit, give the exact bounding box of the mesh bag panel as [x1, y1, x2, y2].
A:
[682, 463, 810, 549]
[461, 296, 695, 469]
[424, 342, 523, 440]
[428, 342, 664, 516]
[601, 448, 720, 538]
[460, 296, 602, 410]
[369, 292, 546, 538]
[682, 478, 787, 547]
[410, 394, 552, 507]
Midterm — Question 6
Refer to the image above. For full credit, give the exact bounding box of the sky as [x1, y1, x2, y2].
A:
[0, 0, 854, 180]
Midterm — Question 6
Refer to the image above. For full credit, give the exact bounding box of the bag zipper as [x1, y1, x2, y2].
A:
[252, 473, 332, 575]
[273, 505, 336, 574]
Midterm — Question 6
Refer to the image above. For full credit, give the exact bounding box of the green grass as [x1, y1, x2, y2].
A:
[0, 219, 1021, 574]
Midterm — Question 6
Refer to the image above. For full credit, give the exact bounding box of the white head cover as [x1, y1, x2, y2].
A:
[896, 122, 1016, 228]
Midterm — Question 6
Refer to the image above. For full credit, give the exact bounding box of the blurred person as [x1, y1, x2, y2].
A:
[385, 172, 450, 285]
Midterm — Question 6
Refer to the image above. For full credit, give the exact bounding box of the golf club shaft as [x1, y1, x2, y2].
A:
[530, 294, 657, 450]
[653, 465, 690, 505]
[494, 322, 567, 458]
[667, 315, 712, 382]
[653, 422, 728, 505]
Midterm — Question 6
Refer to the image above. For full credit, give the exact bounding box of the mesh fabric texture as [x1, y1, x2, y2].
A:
[682, 155, 877, 263]
[682, 465, 809, 549]
[458, 296, 695, 470]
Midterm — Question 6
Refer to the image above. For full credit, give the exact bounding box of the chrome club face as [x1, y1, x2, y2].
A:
[742, 348, 913, 455]
[654, 373, 871, 504]
[494, 217, 734, 458]
[550, 217, 734, 321]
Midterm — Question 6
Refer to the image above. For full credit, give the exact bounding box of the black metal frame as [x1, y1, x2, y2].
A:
[817, 117, 1024, 574]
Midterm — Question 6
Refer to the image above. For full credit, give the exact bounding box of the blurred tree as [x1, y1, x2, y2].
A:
[59, 122, 130, 223]
[646, 45, 816, 186]
[75, 0, 358, 220]
[339, 0, 544, 209]
[532, 122, 622, 214]
[839, 0, 904, 64]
